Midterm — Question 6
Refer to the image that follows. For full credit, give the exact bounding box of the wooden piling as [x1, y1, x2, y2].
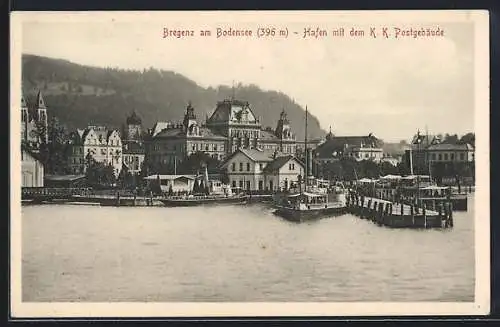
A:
[448, 202, 454, 228]
[423, 203, 427, 228]
[411, 205, 414, 225]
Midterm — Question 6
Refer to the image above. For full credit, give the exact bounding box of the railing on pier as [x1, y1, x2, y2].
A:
[22, 187, 92, 198]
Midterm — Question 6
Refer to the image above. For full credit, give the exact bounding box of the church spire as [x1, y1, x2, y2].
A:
[36, 90, 46, 109]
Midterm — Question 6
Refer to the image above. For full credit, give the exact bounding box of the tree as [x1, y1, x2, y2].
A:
[379, 161, 399, 176]
[459, 132, 475, 147]
[45, 117, 71, 174]
[181, 151, 221, 174]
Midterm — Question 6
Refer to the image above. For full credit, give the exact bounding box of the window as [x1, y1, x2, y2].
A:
[444, 153, 448, 161]
[460, 153, 465, 161]
[232, 181, 236, 188]
[450, 153, 455, 160]
[214, 145, 217, 151]
[205, 145, 209, 151]
[365, 153, 369, 158]
[259, 163, 263, 170]
[192, 144, 196, 151]
[239, 180, 243, 188]
[239, 162, 243, 171]
[431, 153, 436, 160]
[438, 154, 442, 160]
[247, 163, 250, 171]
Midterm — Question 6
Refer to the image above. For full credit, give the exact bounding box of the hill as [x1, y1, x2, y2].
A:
[21, 54, 326, 139]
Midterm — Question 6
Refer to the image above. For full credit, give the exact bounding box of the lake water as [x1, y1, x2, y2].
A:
[21, 197, 475, 302]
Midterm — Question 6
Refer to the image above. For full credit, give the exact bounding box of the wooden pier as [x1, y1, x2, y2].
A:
[346, 192, 453, 229]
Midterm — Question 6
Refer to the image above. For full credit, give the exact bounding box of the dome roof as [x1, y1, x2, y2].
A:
[126, 111, 142, 125]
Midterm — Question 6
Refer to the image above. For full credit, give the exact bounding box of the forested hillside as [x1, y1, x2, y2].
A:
[22, 54, 326, 139]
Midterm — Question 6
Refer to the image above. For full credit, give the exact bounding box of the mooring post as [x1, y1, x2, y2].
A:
[423, 203, 427, 228]
[438, 203, 444, 226]
[116, 192, 120, 206]
[411, 205, 415, 225]
[448, 202, 454, 228]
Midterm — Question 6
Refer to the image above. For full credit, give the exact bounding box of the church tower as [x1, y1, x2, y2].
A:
[36, 91, 48, 143]
[275, 109, 295, 154]
[183, 102, 199, 136]
[21, 94, 29, 142]
[275, 109, 293, 140]
[125, 111, 143, 142]
[325, 125, 334, 140]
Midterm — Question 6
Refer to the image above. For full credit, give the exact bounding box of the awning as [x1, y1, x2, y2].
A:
[302, 192, 326, 197]
[421, 186, 449, 190]
[380, 174, 402, 180]
[143, 175, 196, 180]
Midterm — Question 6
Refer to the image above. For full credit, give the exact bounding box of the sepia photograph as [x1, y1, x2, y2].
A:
[10, 10, 489, 317]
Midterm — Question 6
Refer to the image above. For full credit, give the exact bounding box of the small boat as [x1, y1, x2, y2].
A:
[272, 106, 348, 222]
[373, 175, 468, 211]
[273, 190, 348, 223]
[160, 166, 247, 207]
[159, 193, 247, 207]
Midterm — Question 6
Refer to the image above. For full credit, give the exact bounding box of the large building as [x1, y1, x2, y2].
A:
[145, 99, 313, 174]
[221, 148, 305, 191]
[67, 125, 123, 176]
[314, 130, 384, 163]
[405, 132, 475, 173]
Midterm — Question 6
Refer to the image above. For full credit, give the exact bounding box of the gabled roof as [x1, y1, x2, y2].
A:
[263, 155, 304, 173]
[427, 143, 474, 151]
[220, 148, 274, 168]
[315, 135, 382, 158]
[207, 99, 259, 125]
[151, 122, 174, 137]
[240, 148, 275, 162]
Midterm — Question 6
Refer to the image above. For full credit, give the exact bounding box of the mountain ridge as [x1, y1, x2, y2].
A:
[21, 54, 326, 139]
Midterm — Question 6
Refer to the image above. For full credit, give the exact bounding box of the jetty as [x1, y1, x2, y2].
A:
[346, 191, 453, 229]
[22, 187, 164, 207]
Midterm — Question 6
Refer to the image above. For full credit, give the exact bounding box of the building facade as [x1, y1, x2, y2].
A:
[145, 99, 314, 174]
[221, 148, 305, 191]
[67, 126, 123, 176]
[314, 131, 384, 163]
[21, 146, 44, 187]
[404, 132, 475, 173]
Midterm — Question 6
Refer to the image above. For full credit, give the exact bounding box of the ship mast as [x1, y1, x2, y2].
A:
[304, 106, 308, 192]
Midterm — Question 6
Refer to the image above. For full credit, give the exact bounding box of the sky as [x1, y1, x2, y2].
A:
[18, 12, 476, 142]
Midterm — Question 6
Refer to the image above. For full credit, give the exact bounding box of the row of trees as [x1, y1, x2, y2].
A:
[315, 157, 474, 184]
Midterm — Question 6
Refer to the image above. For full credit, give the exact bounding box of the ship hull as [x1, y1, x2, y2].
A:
[273, 205, 347, 223]
[160, 195, 247, 207]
